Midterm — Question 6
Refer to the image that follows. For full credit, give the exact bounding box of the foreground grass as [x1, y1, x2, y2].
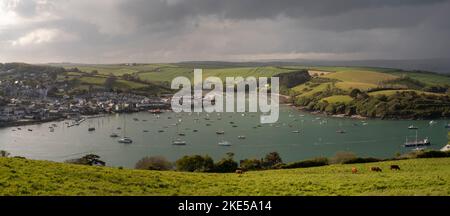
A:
[1, 157, 450, 196]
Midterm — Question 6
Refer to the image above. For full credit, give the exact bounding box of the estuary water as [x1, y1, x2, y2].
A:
[0, 105, 447, 168]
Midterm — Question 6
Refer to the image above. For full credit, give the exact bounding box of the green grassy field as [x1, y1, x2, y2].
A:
[368, 90, 446, 97]
[321, 95, 353, 104]
[324, 71, 398, 85]
[1, 157, 449, 196]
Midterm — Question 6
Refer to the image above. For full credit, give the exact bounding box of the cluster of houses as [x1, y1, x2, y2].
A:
[0, 89, 171, 126]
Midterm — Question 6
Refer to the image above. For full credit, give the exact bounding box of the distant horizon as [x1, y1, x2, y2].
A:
[3, 58, 449, 74]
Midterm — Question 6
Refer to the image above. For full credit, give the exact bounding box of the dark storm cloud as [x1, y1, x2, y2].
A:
[120, 0, 446, 29]
[1, 0, 450, 63]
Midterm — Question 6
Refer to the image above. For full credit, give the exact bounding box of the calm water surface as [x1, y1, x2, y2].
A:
[0, 105, 447, 167]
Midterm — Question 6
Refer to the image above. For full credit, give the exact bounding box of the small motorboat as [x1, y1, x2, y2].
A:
[88, 127, 96, 132]
[110, 133, 119, 138]
[408, 125, 418, 130]
[172, 139, 187, 146]
[216, 131, 225, 135]
[27, 129, 33, 132]
[218, 141, 232, 146]
[292, 130, 300, 133]
[118, 137, 133, 144]
[238, 135, 246, 139]
[441, 144, 450, 152]
[336, 130, 346, 134]
[178, 133, 186, 136]
[158, 130, 165, 133]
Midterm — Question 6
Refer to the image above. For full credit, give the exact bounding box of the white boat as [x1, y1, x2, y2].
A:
[429, 120, 437, 125]
[408, 125, 418, 130]
[172, 139, 187, 145]
[118, 115, 133, 144]
[216, 130, 225, 135]
[118, 137, 133, 144]
[238, 135, 246, 139]
[218, 140, 232, 146]
[404, 129, 430, 147]
[292, 130, 300, 133]
[441, 144, 450, 152]
[110, 133, 119, 138]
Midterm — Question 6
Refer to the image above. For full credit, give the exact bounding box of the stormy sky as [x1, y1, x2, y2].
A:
[1, 0, 450, 63]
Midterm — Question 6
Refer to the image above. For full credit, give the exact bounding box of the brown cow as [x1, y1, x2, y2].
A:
[370, 167, 382, 172]
[390, 165, 400, 170]
[351, 167, 358, 174]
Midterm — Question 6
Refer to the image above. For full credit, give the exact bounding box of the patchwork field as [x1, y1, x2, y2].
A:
[1, 157, 449, 196]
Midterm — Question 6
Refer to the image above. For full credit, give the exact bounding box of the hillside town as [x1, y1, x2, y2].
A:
[0, 65, 171, 127]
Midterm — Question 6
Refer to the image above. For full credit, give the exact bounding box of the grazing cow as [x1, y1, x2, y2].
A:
[351, 167, 358, 174]
[390, 165, 401, 170]
[370, 167, 382, 172]
[235, 169, 244, 174]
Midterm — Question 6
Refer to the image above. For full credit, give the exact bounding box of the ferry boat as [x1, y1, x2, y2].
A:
[404, 128, 430, 147]
[404, 138, 430, 147]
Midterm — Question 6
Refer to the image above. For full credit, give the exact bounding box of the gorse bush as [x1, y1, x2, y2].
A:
[332, 151, 357, 164]
[135, 156, 172, 171]
[341, 157, 382, 164]
[282, 157, 329, 169]
[263, 152, 283, 168]
[0, 150, 10, 158]
[214, 153, 238, 173]
[239, 159, 263, 171]
[415, 150, 450, 158]
[176, 155, 214, 172]
[65, 154, 106, 166]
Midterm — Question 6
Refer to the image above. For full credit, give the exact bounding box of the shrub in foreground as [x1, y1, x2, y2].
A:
[239, 159, 263, 171]
[342, 157, 381, 164]
[0, 150, 10, 158]
[176, 155, 214, 172]
[415, 150, 450, 158]
[135, 156, 173, 171]
[282, 157, 329, 169]
[331, 151, 357, 164]
[214, 153, 238, 173]
[65, 154, 106, 166]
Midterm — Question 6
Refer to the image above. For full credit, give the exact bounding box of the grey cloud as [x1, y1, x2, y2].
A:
[1, 0, 450, 63]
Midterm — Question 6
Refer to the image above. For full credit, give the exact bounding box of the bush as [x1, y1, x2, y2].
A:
[415, 150, 450, 158]
[239, 158, 263, 171]
[0, 150, 10, 157]
[332, 151, 357, 164]
[65, 154, 106, 166]
[282, 157, 329, 169]
[342, 157, 381, 164]
[176, 155, 214, 172]
[135, 156, 173, 171]
[263, 152, 283, 168]
[213, 153, 238, 173]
